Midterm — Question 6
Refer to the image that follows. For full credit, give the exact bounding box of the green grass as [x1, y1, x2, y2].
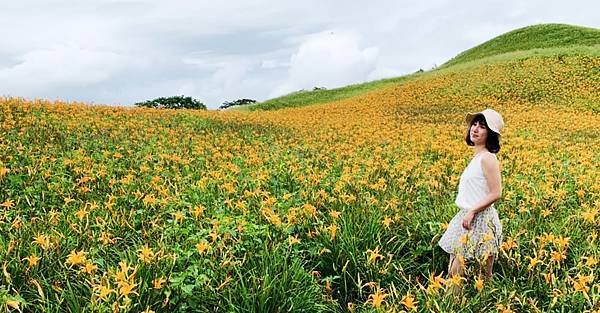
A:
[244, 73, 425, 111]
[442, 23, 600, 67]
[245, 23, 600, 111]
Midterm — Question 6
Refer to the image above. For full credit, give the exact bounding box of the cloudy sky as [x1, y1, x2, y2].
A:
[1, 0, 598, 109]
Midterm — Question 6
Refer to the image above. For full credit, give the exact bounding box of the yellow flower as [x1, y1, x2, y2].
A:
[93, 285, 115, 301]
[48, 210, 60, 225]
[196, 241, 211, 254]
[209, 231, 219, 242]
[119, 281, 137, 297]
[32, 234, 52, 250]
[543, 272, 555, 284]
[74, 208, 88, 220]
[329, 210, 341, 219]
[302, 203, 317, 216]
[191, 205, 205, 218]
[171, 211, 185, 223]
[143, 194, 158, 206]
[66, 250, 87, 266]
[99, 231, 115, 245]
[288, 235, 300, 245]
[571, 273, 593, 293]
[553, 236, 570, 249]
[474, 276, 484, 292]
[318, 248, 331, 256]
[500, 237, 517, 252]
[399, 292, 417, 311]
[582, 256, 598, 268]
[447, 274, 465, 287]
[10, 218, 21, 230]
[114, 261, 135, 284]
[327, 224, 338, 241]
[426, 272, 446, 294]
[82, 262, 98, 274]
[0, 166, 10, 178]
[153, 277, 167, 289]
[366, 246, 383, 265]
[138, 245, 154, 263]
[23, 255, 41, 268]
[526, 255, 543, 271]
[63, 196, 76, 205]
[581, 208, 598, 222]
[496, 303, 514, 313]
[261, 207, 282, 226]
[550, 250, 566, 267]
[324, 280, 332, 293]
[1, 199, 15, 208]
[367, 286, 388, 308]
[382, 216, 393, 229]
[5, 298, 21, 310]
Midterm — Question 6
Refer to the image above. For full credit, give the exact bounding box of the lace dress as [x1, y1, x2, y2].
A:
[438, 152, 503, 261]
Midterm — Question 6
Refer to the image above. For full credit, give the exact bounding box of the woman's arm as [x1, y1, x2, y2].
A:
[462, 153, 502, 229]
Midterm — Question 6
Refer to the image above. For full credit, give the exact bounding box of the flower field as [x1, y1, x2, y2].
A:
[1, 54, 599, 312]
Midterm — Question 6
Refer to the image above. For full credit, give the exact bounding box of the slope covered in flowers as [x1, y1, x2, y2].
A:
[250, 23, 600, 111]
[443, 23, 600, 67]
[1, 51, 599, 311]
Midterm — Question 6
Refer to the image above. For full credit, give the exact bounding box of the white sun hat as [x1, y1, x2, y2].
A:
[465, 109, 504, 135]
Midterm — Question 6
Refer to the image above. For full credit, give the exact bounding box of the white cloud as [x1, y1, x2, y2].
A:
[271, 30, 379, 97]
[0, 44, 135, 95]
[261, 59, 289, 69]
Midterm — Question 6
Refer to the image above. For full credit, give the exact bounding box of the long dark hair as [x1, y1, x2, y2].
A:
[465, 114, 501, 153]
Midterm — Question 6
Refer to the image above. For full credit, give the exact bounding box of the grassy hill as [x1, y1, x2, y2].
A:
[238, 73, 424, 111]
[246, 23, 600, 111]
[442, 23, 600, 67]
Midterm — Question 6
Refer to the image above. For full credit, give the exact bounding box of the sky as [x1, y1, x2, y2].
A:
[1, 1, 598, 109]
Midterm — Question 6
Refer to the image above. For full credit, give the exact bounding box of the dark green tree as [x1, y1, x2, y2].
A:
[135, 95, 207, 110]
[219, 98, 256, 110]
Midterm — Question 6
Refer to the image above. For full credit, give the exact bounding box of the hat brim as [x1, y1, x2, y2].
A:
[465, 112, 483, 125]
[465, 112, 502, 136]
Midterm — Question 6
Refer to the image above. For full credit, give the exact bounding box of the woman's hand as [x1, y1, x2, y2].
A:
[462, 210, 476, 230]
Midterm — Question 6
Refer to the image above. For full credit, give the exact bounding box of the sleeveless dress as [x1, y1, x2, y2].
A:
[438, 152, 503, 261]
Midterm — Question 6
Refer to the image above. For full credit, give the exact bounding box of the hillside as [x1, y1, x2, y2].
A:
[247, 23, 600, 111]
[442, 23, 600, 67]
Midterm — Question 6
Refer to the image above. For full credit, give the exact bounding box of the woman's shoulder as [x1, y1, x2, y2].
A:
[480, 151, 500, 169]
[478, 150, 497, 159]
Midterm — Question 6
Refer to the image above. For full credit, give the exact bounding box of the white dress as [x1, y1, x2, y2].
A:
[438, 152, 503, 261]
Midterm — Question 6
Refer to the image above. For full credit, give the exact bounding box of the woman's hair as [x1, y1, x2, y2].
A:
[465, 114, 501, 153]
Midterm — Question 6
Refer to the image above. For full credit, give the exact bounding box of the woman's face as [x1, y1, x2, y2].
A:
[470, 120, 488, 145]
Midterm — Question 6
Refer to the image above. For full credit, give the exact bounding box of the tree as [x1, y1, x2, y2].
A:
[135, 95, 206, 110]
[219, 98, 256, 110]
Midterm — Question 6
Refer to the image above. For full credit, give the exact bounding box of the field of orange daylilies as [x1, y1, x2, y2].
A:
[0, 54, 599, 312]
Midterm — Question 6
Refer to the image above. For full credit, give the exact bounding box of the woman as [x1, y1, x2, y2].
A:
[438, 108, 504, 294]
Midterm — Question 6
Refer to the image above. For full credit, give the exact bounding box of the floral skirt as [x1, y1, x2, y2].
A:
[438, 205, 503, 261]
